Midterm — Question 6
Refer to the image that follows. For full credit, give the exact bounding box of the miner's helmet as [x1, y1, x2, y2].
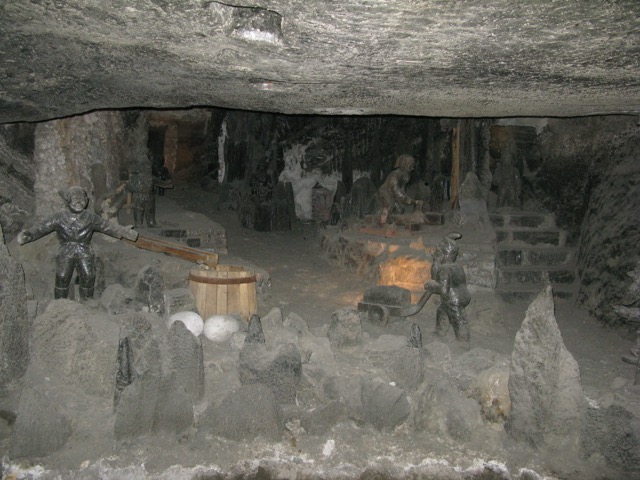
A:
[59, 185, 88, 205]
[438, 232, 462, 259]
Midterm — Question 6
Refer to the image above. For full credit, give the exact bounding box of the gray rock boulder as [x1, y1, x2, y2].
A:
[115, 314, 196, 440]
[0, 228, 30, 394]
[30, 299, 120, 397]
[582, 404, 640, 477]
[202, 383, 284, 442]
[300, 400, 347, 435]
[328, 307, 363, 348]
[164, 287, 196, 318]
[152, 376, 194, 436]
[361, 378, 411, 431]
[100, 283, 134, 315]
[506, 286, 587, 456]
[114, 370, 160, 441]
[411, 369, 484, 441]
[10, 386, 72, 458]
[239, 342, 302, 404]
[134, 264, 166, 316]
[364, 334, 424, 391]
[323, 376, 364, 421]
[167, 320, 204, 402]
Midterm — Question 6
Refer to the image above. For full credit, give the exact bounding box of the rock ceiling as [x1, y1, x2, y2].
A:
[1, 0, 639, 124]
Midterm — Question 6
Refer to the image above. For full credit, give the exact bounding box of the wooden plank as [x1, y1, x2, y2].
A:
[125, 234, 218, 267]
[247, 283, 257, 319]
[239, 283, 250, 319]
[217, 270, 228, 315]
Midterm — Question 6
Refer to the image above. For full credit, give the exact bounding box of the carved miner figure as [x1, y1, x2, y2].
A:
[126, 169, 156, 228]
[17, 186, 138, 300]
[424, 232, 471, 342]
[378, 154, 422, 225]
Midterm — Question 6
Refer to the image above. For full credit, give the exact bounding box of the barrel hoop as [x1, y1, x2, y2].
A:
[189, 272, 256, 285]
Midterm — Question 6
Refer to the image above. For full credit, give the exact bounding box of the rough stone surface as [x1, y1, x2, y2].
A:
[32, 113, 125, 218]
[360, 378, 410, 431]
[201, 383, 284, 442]
[1, 2, 639, 122]
[261, 307, 299, 347]
[455, 172, 494, 234]
[364, 335, 424, 391]
[506, 286, 587, 455]
[582, 404, 640, 477]
[164, 288, 197, 318]
[0, 133, 34, 236]
[411, 369, 484, 442]
[467, 361, 511, 422]
[134, 264, 166, 317]
[576, 130, 640, 326]
[10, 386, 72, 458]
[114, 370, 160, 441]
[327, 307, 363, 348]
[300, 400, 347, 435]
[30, 299, 120, 397]
[322, 376, 365, 422]
[239, 342, 302, 405]
[114, 312, 164, 423]
[152, 377, 194, 436]
[245, 314, 266, 344]
[167, 320, 205, 402]
[99, 284, 134, 315]
[0, 229, 30, 394]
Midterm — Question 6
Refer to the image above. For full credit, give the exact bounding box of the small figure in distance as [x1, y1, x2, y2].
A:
[424, 232, 471, 343]
[378, 154, 423, 225]
[17, 186, 138, 300]
[126, 169, 156, 228]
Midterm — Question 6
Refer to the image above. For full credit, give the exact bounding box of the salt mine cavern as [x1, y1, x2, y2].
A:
[0, 1, 639, 479]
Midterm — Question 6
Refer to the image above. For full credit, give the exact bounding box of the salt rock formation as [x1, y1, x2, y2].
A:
[506, 286, 587, 456]
[0, 225, 30, 395]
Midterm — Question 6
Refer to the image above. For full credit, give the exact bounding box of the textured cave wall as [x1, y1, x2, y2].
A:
[503, 116, 639, 326]
[532, 118, 621, 244]
[0, 126, 36, 237]
[32, 111, 127, 218]
[576, 127, 640, 327]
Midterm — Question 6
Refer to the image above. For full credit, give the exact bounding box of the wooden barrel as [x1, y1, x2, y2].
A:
[188, 265, 257, 321]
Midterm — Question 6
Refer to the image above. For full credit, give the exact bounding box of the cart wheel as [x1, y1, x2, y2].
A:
[368, 305, 390, 326]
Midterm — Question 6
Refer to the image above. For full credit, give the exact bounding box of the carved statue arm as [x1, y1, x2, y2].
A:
[17, 216, 57, 245]
[93, 214, 139, 241]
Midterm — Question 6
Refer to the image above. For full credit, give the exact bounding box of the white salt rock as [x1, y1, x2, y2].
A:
[322, 439, 335, 457]
[204, 315, 240, 343]
[168, 311, 204, 337]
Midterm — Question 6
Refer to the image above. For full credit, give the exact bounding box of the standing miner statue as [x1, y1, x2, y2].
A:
[17, 185, 138, 300]
[424, 232, 471, 343]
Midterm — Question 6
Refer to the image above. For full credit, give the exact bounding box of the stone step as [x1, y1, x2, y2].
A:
[494, 228, 567, 247]
[495, 282, 578, 303]
[496, 246, 575, 267]
[489, 212, 556, 229]
[497, 265, 577, 285]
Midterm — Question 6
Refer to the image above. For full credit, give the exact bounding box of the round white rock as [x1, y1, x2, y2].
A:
[204, 315, 240, 343]
[167, 311, 204, 337]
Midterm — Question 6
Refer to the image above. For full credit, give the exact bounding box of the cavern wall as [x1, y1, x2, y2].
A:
[517, 116, 640, 326]
[576, 126, 640, 327]
[33, 111, 128, 217]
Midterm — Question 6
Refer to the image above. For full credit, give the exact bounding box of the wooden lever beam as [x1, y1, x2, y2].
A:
[124, 234, 218, 267]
